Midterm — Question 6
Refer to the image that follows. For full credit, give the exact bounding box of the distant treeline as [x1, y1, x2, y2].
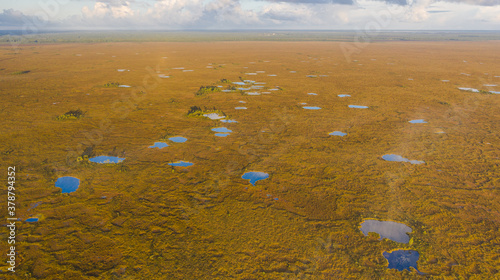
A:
[2, 30, 500, 44]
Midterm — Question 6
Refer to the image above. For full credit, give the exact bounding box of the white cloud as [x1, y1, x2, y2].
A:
[82, 1, 134, 19]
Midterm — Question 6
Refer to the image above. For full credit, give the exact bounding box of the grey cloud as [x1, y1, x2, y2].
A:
[376, 0, 499, 5]
[262, 0, 354, 5]
[446, 0, 500, 5]
[0, 9, 45, 28]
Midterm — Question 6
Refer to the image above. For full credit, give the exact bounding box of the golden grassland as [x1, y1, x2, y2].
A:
[0, 41, 499, 279]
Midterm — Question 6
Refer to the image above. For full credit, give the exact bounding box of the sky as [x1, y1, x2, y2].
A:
[0, 0, 499, 30]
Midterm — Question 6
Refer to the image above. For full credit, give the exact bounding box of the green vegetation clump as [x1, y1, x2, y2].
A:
[219, 79, 231, 83]
[104, 82, 120, 87]
[479, 90, 493, 95]
[195, 86, 221, 96]
[226, 86, 237, 92]
[187, 106, 226, 118]
[11, 70, 30, 75]
[56, 109, 85, 120]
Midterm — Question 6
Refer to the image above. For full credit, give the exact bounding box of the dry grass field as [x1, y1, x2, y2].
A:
[0, 40, 499, 279]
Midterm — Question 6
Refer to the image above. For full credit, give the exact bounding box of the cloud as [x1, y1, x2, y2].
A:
[0, 9, 43, 27]
[263, 0, 354, 5]
[446, 0, 500, 5]
[201, 0, 261, 27]
[82, 1, 134, 19]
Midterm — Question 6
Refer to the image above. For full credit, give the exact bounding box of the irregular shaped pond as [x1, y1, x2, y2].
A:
[220, 119, 238, 123]
[149, 142, 169, 149]
[118, 85, 131, 88]
[383, 250, 421, 273]
[409, 119, 427, 124]
[307, 93, 318, 95]
[360, 219, 412, 243]
[242, 172, 269, 186]
[55, 176, 80, 193]
[490, 91, 500, 94]
[235, 107, 247, 110]
[329, 131, 347, 137]
[382, 154, 424, 165]
[168, 161, 193, 167]
[338, 94, 350, 97]
[303, 106, 321, 110]
[233, 82, 246, 85]
[169, 137, 187, 143]
[349, 105, 369, 109]
[212, 127, 232, 133]
[247, 92, 261, 95]
[26, 218, 39, 222]
[204, 113, 225, 120]
[89, 156, 125, 164]
[458, 87, 479, 93]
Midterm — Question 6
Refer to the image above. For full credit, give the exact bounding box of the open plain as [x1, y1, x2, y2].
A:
[0, 39, 499, 279]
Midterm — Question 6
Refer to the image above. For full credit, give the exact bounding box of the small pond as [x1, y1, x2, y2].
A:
[409, 119, 427, 124]
[329, 131, 347, 137]
[89, 156, 125, 164]
[383, 250, 421, 273]
[382, 154, 424, 165]
[169, 137, 187, 143]
[242, 172, 269, 186]
[349, 105, 368, 109]
[360, 219, 412, 243]
[168, 161, 193, 167]
[149, 142, 169, 149]
[303, 106, 321, 110]
[55, 176, 80, 194]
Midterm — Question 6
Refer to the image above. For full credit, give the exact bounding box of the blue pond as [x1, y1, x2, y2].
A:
[490, 91, 500, 94]
[233, 82, 246, 85]
[26, 218, 39, 222]
[221, 119, 238, 123]
[383, 250, 420, 273]
[338, 94, 351, 97]
[303, 106, 321, 110]
[382, 154, 424, 165]
[308, 93, 318, 95]
[55, 176, 80, 194]
[235, 107, 247, 110]
[149, 142, 169, 149]
[242, 172, 269, 186]
[360, 219, 412, 243]
[349, 105, 369, 109]
[212, 127, 232, 133]
[169, 136, 187, 143]
[409, 119, 427, 124]
[89, 156, 125, 164]
[215, 133, 230, 137]
[329, 131, 347, 137]
[168, 161, 193, 167]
